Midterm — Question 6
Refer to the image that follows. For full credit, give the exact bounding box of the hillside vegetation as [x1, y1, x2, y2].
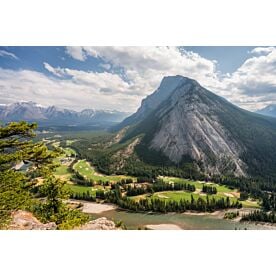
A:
[0, 121, 88, 229]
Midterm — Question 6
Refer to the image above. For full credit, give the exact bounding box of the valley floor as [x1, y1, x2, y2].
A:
[38, 137, 272, 230]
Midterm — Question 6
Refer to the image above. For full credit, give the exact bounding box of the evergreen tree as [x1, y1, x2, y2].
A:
[0, 121, 88, 229]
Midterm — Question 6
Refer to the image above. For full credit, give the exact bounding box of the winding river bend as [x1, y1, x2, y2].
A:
[91, 208, 275, 230]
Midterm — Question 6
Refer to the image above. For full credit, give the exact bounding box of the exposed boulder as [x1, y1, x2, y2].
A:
[9, 210, 57, 230]
[79, 217, 117, 230]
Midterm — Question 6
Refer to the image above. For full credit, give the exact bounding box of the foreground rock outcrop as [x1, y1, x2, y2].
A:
[8, 210, 118, 230]
[9, 210, 57, 230]
[78, 217, 117, 230]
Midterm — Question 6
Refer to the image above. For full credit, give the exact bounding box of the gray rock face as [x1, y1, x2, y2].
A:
[149, 80, 246, 175]
[115, 75, 185, 130]
[118, 75, 256, 176]
[135, 75, 185, 120]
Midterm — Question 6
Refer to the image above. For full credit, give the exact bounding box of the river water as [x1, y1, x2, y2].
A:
[91, 208, 275, 230]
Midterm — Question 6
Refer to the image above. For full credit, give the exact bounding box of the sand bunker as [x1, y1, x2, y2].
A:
[224, 193, 234, 198]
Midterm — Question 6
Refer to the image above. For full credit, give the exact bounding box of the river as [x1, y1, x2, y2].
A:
[91, 208, 275, 230]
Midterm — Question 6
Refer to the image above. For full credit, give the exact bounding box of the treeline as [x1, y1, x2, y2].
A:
[224, 211, 239, 219]
[121, 158, 204, 180]
[71, 191, 96, 202]
[202, 185, 217, 194]
[70, 184, 123, 202]
[70, 189, 107, 201]
[126, 181, 196, 196]
[136, 176, 154, 183]
[210, 175, 276, 212]
[210, 175, 276, 196]
[262, 192, 276, 211]
[70, 175, 133, 187]
[241, 210, 276, 224]
[102, 186, 242, 213]
[114, 194, 242, 213]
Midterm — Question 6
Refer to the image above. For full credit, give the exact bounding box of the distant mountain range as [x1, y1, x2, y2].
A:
[257, 104, 276, 118]
[0, 102, 130, 129]
[112, 75, 276, 177]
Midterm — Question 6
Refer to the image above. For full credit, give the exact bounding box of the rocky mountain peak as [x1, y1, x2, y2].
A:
[116, 75, 276, 177]
[115, 75, 199, 130]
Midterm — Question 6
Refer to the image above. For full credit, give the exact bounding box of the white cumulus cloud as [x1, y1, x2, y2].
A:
[0, 67, 139, 112]
[66, 46, 221, 98]
[220, 47, 276, 110]
[66, 46, 87, 61]
[250, 47, 275, 55]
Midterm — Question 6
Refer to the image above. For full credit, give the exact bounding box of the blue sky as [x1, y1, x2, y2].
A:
[0, 46, 256, 74]
[184, 46, 256, 73]
[0, 46, 276, 111]
[0, 47, 105, 76]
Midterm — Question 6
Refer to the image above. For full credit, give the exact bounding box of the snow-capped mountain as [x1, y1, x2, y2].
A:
[0, 101, 130, 127]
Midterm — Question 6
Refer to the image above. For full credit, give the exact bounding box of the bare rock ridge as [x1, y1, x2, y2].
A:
[148, 78, 246, 175]
[117, 75, 276, 177]
[114, 75, 185, 130]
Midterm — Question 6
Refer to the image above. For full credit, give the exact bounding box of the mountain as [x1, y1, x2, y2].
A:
[257, 104, 276, 118]
[115, 75, 276, 177]
[0, 102, 47, 121]
[114, 75, 185, 130]
[0, 102, 129, 129]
